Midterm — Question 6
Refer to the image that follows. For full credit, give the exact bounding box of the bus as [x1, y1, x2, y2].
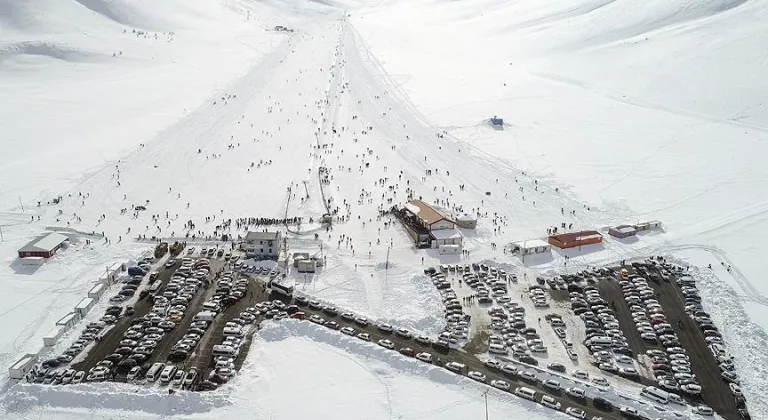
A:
[640, 386, 670, 404]
[268, 279, 294, 296]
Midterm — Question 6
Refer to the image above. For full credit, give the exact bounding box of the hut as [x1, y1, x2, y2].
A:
[609, 225, 637, 239]
[548, 230, 603, 249]
[512, 239, 552, 256]
[455, 214, 477, 229]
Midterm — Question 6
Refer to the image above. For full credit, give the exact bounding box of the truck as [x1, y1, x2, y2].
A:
[43, 325, 67, 347]
[87, 283, 105, 299]
[74, 297, 96, 317]
[127, 266, 146, 277]
[9, 353, 38, 380]
[193, 311, 216, 322]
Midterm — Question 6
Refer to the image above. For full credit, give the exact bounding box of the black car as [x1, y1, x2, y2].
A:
[127, 353, 149, 363]
[593, 397, 613, 411]
[119, 289, 136, 297]
[168, 350, 188, 362]
[41, 358, 62, 368]
[198, 380, 218, 391]
[139, 289, 150, 300]
[117, 358, 138, 371]
[519, 356, 538, 366]
[105, 353, 125, 363]
[739, 409, 751, 420]
[105, 306, 123, 316]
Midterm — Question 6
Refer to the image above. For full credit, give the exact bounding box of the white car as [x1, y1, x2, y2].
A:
[468, 371, 487, 383]
[395, 328, 412, 339]
[565, 387, 585, 399]
[309, 314, 325, 324]
[340, 326, 355, 336]
[572, 370, 589, 380]
[357, 332, 371, 341]
[694, 405, 714, 416]
[377, 323, 394, 333]
[729, 383, 743, 396]
[415, 352, 432, 363]
[540, 395, 561, 410]
[591, 377, 610, 387]
[542, 379, 561, 391]
[565, 407, 586, 419]
[377, 339, 395, 349]
[490, 379, 510, 391]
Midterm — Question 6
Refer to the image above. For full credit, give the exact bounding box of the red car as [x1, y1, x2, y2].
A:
[290, 312, 305, 320]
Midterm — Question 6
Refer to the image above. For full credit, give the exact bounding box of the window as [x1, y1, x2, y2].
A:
[269, 248, 272, 253]
[259, 240, 263, 245]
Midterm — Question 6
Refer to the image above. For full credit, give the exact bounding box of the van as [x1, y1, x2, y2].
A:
[146, 362, 165, 382]
[585, 337, 614, 346]
[667, 393, 684, 405]
[202, 302, 220, 313]
[515, 386, 537, 401]
[160, 365, 177, 383]
[212, 345, 238, 357]
[148, 280, 162, 293]
[194, 311, 216, 322]
[489, 344, 508, 355]
[641, 386, 670, 404]
[223, 327, 243, 337]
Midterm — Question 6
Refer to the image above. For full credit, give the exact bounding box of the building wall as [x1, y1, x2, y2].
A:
[430, 220, 454, 231]
[548, 236, 602, 249]
[18, 250, 53, 258]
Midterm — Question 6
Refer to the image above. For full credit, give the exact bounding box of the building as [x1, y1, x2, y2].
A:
[245, 231, 282, 258]
[634, 220, 662, 231]
[548, 230, 603, 249]
[431, 228, 463, 248]
[512, 239, 552, 256]
[405, 200, 455, 231]
[609, 225, 637, 239]
[17, 232, 69, 258]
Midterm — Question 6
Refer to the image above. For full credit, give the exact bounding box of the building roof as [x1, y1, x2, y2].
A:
[430, 228, 463, 240]
[550, 230, 602, 243]
[611, 225, 637, 234]
[514, 239, 550, 249]
[18, 232, 68, 253]
[246, 231, 280, 241]
[405, 200, 453, 225]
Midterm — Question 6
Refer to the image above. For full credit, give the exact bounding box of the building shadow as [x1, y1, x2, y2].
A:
[551, 243, 606, 258]
[8, 258, 43, 275]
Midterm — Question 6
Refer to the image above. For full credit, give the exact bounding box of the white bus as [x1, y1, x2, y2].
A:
[268, 280, 294, 296]
[641, 386, 670, 404]
[145, 362, 165, 382]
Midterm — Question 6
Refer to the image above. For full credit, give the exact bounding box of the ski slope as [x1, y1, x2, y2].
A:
[1, 0, 767, 418]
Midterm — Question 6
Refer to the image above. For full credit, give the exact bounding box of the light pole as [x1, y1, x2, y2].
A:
[483, 390, 489, 420]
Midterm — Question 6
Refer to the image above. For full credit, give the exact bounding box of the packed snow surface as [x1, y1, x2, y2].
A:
[1, 0, 768, 418]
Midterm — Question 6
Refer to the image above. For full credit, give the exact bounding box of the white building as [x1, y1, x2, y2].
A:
[245, 231, 282, 258]
[431, 228, 463, 248]
[513, 239, 551, 257]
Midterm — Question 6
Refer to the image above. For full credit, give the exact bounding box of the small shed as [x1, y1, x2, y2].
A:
[9, 353, 38, 380]
[74, 297, 95, 317]
[455, 214, 477, 229]
[55, 312, 81, 329]
[438, 244, 461, 255]
[490, 116, 504, 130]
[88, 283, 105, 299]
[297, 260, 316, 273]
[548, 230, 603, 249]
[513, 239, 552, 256]
[17, 232, 69, 258]
[609, 225, 637, 239]
[43, 325, 67, 347]
[430, 228, 463, 248]
[634, 220, 662, 231]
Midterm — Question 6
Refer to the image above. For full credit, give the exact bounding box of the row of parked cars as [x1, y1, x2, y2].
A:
[486, 302, 548, 364]
[675, 275, 750, 420]
[617, 271, 700, 397]
[569, 279, 640, 378]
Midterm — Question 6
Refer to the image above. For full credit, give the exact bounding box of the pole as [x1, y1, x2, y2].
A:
[0, 225, 3, 242]
[19, 197, 24, 212]
[483, 390, 489, 420]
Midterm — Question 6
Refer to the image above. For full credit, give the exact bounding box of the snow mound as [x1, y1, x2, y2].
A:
[0, 41, 103, 64]
[1, 381, 231, 415]
[258, 320, 460, 385]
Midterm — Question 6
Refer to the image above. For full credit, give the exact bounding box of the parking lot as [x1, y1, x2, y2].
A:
[589, 260, 745, 420]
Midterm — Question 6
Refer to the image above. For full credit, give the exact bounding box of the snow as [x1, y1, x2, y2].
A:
[1, 0, 768, 418]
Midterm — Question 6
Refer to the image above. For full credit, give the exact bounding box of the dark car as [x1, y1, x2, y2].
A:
[127, 353, 149, 364]
[168, 350, 188, 362]
[117, 358, 138, 371]
[198, 380, 218, 391]
[105, 353, 125, 363]
[139, 289, 150, 300]
[519, 356, 538, 366]
[41, 359, 62, 368]
[105, 306, 123, 316]
[593, 397, 613, 411]
[119, 289, 136, 297]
